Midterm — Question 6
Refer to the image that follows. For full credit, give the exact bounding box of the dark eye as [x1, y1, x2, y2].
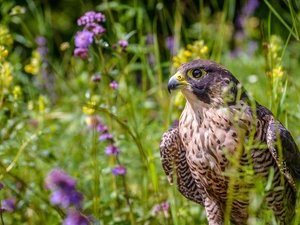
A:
[192, 69, 202, 78]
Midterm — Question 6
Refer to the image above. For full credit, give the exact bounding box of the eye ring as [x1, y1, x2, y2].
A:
[192, 69, 202, 78]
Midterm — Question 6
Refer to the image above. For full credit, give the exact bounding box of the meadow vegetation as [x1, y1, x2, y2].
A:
[0, 0, 300, 224]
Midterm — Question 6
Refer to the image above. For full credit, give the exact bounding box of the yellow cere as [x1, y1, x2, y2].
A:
[175, 72, 188, 85]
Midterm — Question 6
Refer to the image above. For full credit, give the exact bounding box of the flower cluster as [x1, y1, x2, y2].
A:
[265, 35, 287, 87]
[45, 169, 92, 224]
[82, 95, 100, 115]
[151, 201, 170, 218]
[0, 25, 14, 105]
[24, 50, 42, 75]
[172, 40, 208, 69]
[74, 11, 106, 58]
[0, 182, 17, 213]
[63, 209, 92, 225]
[25, 34, 55, 99]
[45, 169, 83, 208]
[85, 115, 126, 176]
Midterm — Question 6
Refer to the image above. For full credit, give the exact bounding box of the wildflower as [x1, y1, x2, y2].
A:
[92, 74, 101, 82]
[85, 116, 101, 129]
[50, 189, 83, 208]
[118, 40, 128, 48]
[46, 169, 76, 190]
[2, 198, 16, 212]
[74, 31, 94, 48]
[146, 34, 154, 45]
[166, 36, 175, 55]
[84, 23, 106, 35]
[112, 166, 126, 176]
[60, 42, 70, 51]
[109, 80, 119, 89]
[172, 40, 208, 69]
[105, 145, 120, 156]
[0, 25, 14, 45]
[242, 0, 259, 16]
[24, 50, 41, 75]
[9, 5, 26, 15]
[77, 11, 106, 26]
[63, 209, 92, 225]
[161, 201, 170, 210]
[0, 182, 4, 190]
[151, 201, 170, 217]
[74, 48, 89, 58]
[35, 36, 47, 46]
[96, 123, 108, 133]
[151, 204, 161, 216]
[98, 133, 113, 141]
[45, 169, 83, 208]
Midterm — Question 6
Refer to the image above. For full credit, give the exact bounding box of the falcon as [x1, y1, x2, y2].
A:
[160, 59, 300, 224]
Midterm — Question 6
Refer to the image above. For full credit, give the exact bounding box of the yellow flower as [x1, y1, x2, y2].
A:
[24, 50, 41, 75]
[13, 85, 22, 99]
[83, 95, 100, 115]
[172, 40, 209, 69]
[0, 61, 13, 88]
[0, 25, 13, 46]
[9, 6, 26, 15]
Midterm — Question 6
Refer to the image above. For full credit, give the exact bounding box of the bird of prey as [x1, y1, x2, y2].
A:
[160, 59, 300, 225]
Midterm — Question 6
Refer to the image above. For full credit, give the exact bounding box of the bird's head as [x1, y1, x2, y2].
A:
[168, 59, 247, 106]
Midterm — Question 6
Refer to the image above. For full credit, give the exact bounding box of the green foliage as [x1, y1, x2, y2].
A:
[0, 0, 300, 224]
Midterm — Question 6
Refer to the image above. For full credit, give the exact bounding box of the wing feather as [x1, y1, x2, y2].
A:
[160, 126, 204, 205]
[266, 118, 300, 190]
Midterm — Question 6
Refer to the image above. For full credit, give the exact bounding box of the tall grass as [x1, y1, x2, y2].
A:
[0, 0, 299, 224]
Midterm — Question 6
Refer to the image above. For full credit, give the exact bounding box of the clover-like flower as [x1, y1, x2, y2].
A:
[109, 80, 119, 90]
[105, 145, 120, 156]
[45, 169, 83, 209]
[77, 11, 106, 26]
[74, 31, 94, 48]
[63, 209, 92, 225]
[111, 166, 126, 176]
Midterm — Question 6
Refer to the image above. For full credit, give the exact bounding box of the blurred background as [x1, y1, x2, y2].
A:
[0, 0, 300, 224]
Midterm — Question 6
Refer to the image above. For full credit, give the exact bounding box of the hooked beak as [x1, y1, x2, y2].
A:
[167, 71, 188, 93]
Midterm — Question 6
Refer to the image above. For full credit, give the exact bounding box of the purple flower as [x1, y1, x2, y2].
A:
[35, 36, 47, 46]
[2, 198, 16, 212]
[109, 81, 119, 90]
[92, 74, 101, 82]
[161, 201, 170, 210]
[96, 123, 108, 133]
[74, 31, 94, 48]
[151, 204, 161, 216]
[112, 166, 126, 176]
[37, 46, 48, 55]
[50, 189, 83, 208]
[99, 133, 113, 141]
[46, 169, 84, 208]
[0, 182, 4, 190]
[146, 34, 154, 45]
[74, 48, 89, 58]
[84, 23, 106, 35]
[242, 0, 259, 16]
[63, 210, 92, 225]
[246, 41, 258, 56]
[105, 145, 120, 156]
[118, 40, 128, 48]
[165, 36, 175, 55]
[86, 115, 101, 129]
[45, 169, 77, 191]
[77, 11, 106, 26]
